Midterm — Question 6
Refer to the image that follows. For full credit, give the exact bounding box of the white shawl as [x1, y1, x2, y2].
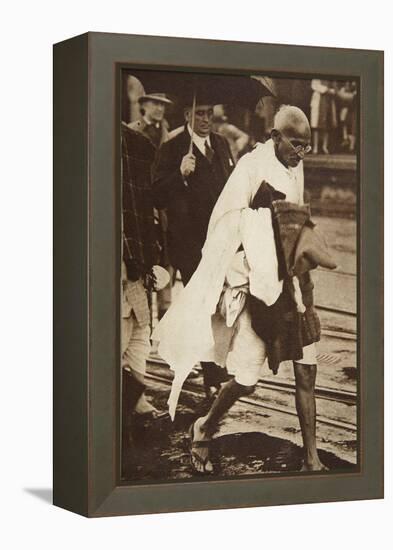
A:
[152, 140, 303, 418]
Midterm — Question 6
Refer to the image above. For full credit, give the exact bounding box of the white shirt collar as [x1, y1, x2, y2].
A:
[187, 124, 211, 155]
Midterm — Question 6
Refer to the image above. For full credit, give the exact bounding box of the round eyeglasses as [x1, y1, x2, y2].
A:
[280, 133, 312, 157]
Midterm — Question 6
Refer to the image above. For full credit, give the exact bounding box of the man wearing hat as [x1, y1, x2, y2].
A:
[128, 92, 172, 150]
[129, 92, 174, 320]
[121, 123, 170, 473]
[153, 100, 235, 398]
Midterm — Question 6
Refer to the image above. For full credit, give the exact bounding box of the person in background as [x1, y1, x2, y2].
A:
[123, 74, 145, 125]
[212, 105, 249, 162]
[337, 81, 357, 153]
[121, 123, 167, 434]
[310, 79, 338, 154]
[128, 92, 172, 150]
[129, 92, 174, 320]
[153, 100, 235, 399]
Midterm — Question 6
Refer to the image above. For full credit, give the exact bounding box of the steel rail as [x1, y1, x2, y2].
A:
[147, 356, 356, 405]
[315, 304, 356, 317]
[144, 368, 357, 433]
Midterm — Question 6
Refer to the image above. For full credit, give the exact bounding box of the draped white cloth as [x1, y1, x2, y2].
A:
[152, 140, 304, 418]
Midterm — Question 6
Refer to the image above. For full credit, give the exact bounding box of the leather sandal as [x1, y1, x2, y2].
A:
[188, 421, 213, 475]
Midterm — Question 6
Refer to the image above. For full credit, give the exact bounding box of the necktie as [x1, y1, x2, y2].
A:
[204, 140, 215, 163]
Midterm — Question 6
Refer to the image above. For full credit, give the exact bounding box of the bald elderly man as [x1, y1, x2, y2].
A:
[154, 105, 329, 474]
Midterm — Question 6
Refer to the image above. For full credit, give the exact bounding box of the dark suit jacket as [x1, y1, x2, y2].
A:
[153, 127, 234, 282]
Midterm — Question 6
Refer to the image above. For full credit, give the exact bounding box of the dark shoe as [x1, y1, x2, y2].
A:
[121, 368, 145, 477]
[122, 367, 146, 412]
[122, 367, 145, 444]
[134, 409, 169, 421]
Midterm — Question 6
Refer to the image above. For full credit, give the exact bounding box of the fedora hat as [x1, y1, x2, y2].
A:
[138, 93, 172, 105]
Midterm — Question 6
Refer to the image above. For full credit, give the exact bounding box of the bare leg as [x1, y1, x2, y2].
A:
[348, 134, 356, 152]
[312, 129, 319, 154]
[322, 131, 329, 154]
[190, 379, 254, 473]
[293, 362, 326, 471]
[342, 123, 348, 143]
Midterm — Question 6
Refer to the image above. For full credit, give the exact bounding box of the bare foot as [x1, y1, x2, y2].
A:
[300, 459, 329, 472]
[189, 417, 213, 474]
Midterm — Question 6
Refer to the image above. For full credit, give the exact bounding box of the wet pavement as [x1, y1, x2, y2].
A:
[122, 382, 356, 482]
[123, 215, 358, 483]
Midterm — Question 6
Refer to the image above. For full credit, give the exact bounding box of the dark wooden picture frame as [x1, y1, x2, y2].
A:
[53, 32, 383, 517]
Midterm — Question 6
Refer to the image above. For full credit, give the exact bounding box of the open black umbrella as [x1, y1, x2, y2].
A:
[125, 69, 276, 151]
[131, 70, 275, 108]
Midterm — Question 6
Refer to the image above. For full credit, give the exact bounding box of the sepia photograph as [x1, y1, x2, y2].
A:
[120, 67, 359, 483]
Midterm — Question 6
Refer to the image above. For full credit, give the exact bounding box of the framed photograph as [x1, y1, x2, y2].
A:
[53, 32, 383, 517]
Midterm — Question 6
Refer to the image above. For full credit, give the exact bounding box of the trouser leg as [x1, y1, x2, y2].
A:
[156, 265, 175, 320]
[122, 312, 152, 414]
[312, 129, 319, 153]
[322, 130, 329, 153]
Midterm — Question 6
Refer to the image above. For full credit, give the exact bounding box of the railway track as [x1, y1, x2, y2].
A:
[313, 269, 357, 321]
[148, 355, 356, 405]
[316, 304, 356, 319]
[146, 357, 357, 433]
[315, 305, 357, 340]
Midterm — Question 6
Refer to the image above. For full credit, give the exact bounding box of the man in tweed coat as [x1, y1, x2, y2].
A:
[128, 92, 173, 321]
[121, 122, 165, 420]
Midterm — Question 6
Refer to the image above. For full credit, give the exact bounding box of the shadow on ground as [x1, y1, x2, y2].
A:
[24, 488, 53, 504]
[122, 393, 356, 482]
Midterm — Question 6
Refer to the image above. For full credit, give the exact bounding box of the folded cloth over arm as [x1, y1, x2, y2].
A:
[294, 224, 337, 275]
[239, 207, 282, 306]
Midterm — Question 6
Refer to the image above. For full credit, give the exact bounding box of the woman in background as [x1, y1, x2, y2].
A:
[310, 79, 338, 154]
[337, 81, 357, 152]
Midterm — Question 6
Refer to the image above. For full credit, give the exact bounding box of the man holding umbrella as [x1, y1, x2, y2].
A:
[152, 76, 275, 398]
[153, 97, 235, 398]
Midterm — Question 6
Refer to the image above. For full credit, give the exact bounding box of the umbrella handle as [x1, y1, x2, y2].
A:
[188, 91, 196, 155]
